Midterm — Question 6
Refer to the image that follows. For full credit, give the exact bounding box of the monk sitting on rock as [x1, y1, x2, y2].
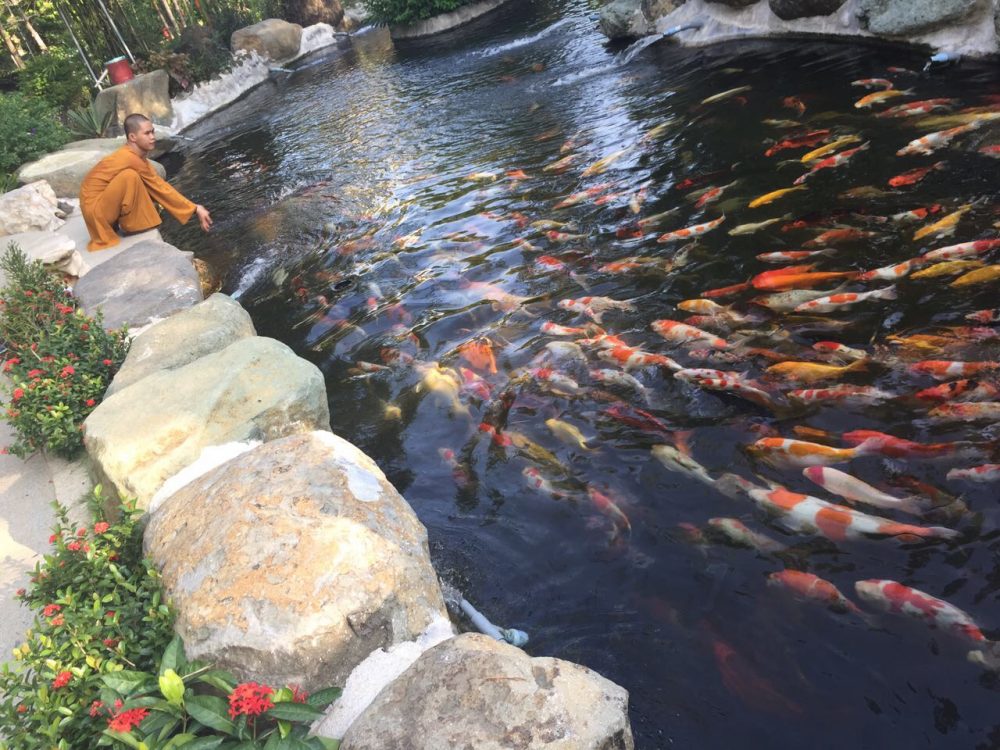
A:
[79, 113, 212, 251]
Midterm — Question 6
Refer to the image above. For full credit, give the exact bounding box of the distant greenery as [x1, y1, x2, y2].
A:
[0, 92, 68, 180]
[365, 0, 476, 25]
[16, 45, 91, 111]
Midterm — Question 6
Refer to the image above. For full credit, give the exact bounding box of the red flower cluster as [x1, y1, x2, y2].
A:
[11, 388, 23, 401]
[42, 603, 60, 617]
[107, 707, 149, 732]
[94, 521, 110, 534]
[27, 369, 43, 379]
[66, 541, 81, 552]
[59, 365, 75, 378]
[51, 671, 72, 689]
[290, 684, 309, 704]
[228, 682, 275, 719]
[89, 700, 104, 717]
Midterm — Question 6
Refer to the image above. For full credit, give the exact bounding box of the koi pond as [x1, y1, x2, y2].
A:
[163, 1, 1000, 746]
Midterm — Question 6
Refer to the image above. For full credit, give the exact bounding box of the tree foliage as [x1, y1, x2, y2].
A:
[364, 0, 475, 26]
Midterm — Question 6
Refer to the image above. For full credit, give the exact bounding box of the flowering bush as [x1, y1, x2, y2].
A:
[0, 488, 175, 750]
[98, 637, 342, 750]
[0, 244, 129, 457]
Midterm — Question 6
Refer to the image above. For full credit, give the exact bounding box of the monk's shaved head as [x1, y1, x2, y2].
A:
[124, 113, 151, 137]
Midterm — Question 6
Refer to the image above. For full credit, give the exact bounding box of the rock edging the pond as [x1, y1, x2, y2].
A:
[601, 0, 1000, 57]
[69, 239, 634, 745]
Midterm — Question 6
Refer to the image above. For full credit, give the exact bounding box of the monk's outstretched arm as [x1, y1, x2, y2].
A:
[122, 150, 198, 225]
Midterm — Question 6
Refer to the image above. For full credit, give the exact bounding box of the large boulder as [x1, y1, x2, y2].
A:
[0, 231, 84, 277]
[16, 142, 166, 199]
[284, 0, 344, 29]
[705, 0, 759, 7]
[93, 70, 173, 129]
[106, 293, 256, 396]
[143, 431, 447, 690]
[338, 634, 634, 750]
[599, 0, 650, 39]
[84, 336, 330, 508]
[231, 19, 303, 62]
[73, 239, 202, 330]
[858, 0, 979, 35]
[768, 0, 845, 19]
[0, 181, 64, 235]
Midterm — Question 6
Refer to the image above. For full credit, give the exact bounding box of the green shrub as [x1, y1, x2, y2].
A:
[0, 490, 176, 750]
[0, 244, 129, 458]
[67, 103, 114, 139]
[0, 92, 69, 176]
[16, 47, 92, 111]
[365, 0, 473, 25]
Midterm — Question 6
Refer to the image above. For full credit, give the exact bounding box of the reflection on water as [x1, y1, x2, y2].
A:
[163, 2, 1000, 747]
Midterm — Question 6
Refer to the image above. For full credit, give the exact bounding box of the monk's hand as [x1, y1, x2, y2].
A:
[195, 205, 213, 232]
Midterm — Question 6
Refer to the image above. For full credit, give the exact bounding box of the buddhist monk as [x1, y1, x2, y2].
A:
[79, 113, 212, 251]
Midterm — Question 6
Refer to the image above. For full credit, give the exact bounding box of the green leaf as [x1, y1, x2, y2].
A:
[185, 694, 234, 734]
[161, 734, 197, 749]
[159, 669, 185, 706]
[103, 670, 156, 695]
[177, 738, 226, 750]
[265, 702, 323, 722]
[159, 636, 185, 676]
[305, 688, 342, 710]
[311, 739, 340, 750]
[103, 730, 145, 750]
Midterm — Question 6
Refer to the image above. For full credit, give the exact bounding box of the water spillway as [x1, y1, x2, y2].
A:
[163, 1, 1000, 746]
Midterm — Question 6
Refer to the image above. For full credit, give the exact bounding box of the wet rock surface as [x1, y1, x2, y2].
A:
[600, 0, 652, 39]
[144, 431, 447, 690]
[858, 0, 979, 35]
[339, 633, 634, 750]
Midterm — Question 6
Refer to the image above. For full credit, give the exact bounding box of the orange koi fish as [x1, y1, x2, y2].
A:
[694, 181, 738, 208]
[803, 228, 876, 247]
[888, 162, 945, 187]
[459, 367, 492, 400]
[458, 339, 497, 374]
[657, 215, 726, 243]
[841, 429, 987, 459]
[897, 123, 980, 156]
[764, 129, 831, 157]
[966, 308, 999, 323]
[877, 98, 957, 118]
[651, 319, 729, 349]
[854, 89, 909, 108]
[914, 379, 1000, 402]
[910, 360, 1000, 380]
[929, 402, 1000, 422]
[587, 486, 632, 538]
[768, 570, 863, 615]
[783, 96, 806, 116]
[855, 580, 985, 642]
[703, 281, 752, 298]
[598, 346, 681, 372]
[711, 636, 803, 717]
[752, 270, 858, 292]
[747, 437, 867, 467]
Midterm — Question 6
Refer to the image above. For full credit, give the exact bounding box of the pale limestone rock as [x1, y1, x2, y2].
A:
[84, 336, 330, 509]
[93, 70, 173, 129]
[106, 293, 255, 396]
[0, 181, 63, 235]
[600, 0, 651, 38]
[0, 230, 83, 277]
[16, 143, 166, 199]
[231, 19, 303, 61]
[859, 0, 979, 35]
[340, 634, 634, 750]
[144, 431, 447, 690]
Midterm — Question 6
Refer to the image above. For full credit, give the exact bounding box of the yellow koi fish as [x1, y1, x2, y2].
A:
[800, 135, 862, 164]
[910, 260, 985, 279]
[765, 359, 866, 384]
[950, 264, 1000, 288]
[701, 85, 752, 105]
[854, 89, 909, 109]
[545, 418, 595, 451]
[581, 148, 628, 177]
[913, 204, 971, 242]
[748, 186, 806, 209]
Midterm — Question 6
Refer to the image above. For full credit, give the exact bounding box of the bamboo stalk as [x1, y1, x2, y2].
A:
[0, 20, 24, 68]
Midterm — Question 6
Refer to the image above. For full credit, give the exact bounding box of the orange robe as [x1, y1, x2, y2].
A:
[79, 146, 196, 251]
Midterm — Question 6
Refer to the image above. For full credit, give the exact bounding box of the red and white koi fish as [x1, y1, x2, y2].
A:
[841, 429, 989, 460]
[877, 98, 957, 118]
[557, 296, 636, 323]
[542, 153, 578, 173]
[910, 360, 1000, 380]
[576, 332, 630, 350]
[897, 122, 980, 156]
[803, 466, 929, 515]
[978, 144, 1000, 158]
[522, 466, 571, 500]
[966, 308, 999, 324]
[587, 486, 632, 537]
[676, 371, 785, 411]
[540, 321, 601, 337]
[756, 249, 834, 264]
[598, 345, 681, 372]
[603, 403, 673, 435]
[742, 483, 958, 542]
[788, 385, 894, 406]
[553, 183, 612, 209]
[764, 130, 831, 157]
[438, 448, 471, 487]
[709, 518, 785, 553]
[929, 402, 1000, 422]
[694, 181, 738, 209]
[546, 230, 587, 243]
[914, 379, 1000, 402]
[921, 239, 1000, 262]
[768, 570, 863, 615]
[459, 367, 493, 400]
[747, 437, 871, 468]
[857, 258, 920, 281]
[794, 143, 869, 184]
[651, 319, 729, 349]
[888, 162, 945, 188]
[751, 287, 847, 312]
[854, 580, 984, 642]
[855, 89, 911, 109]
[851, 78, 894, 90]
[947, 464, 1000, 482]
[891, 204, 943, 223]
[783, 96, 806, 116]
[793, 286, 897, 313]
[529, 367, 582, 396]
[811, 342, 867, 361]
[657, 215, 725, 243]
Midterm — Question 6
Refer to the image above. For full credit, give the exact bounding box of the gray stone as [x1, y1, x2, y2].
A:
[106, 293, 256, 396]
[16, 144, 166, 200]
[769, 0, 844, 20]
[93, 70, 173, 129]
[84, 337, 331, 509]
[599, 0, 651, 39]
[339, 634, 634, 750]
[73, 239, 202, 330]
[144, 431, 445, 690]
[231, 19, 303, 61]
[858, 0, 979, 35]
[0, 231, 84, 277]
[705, 0, 758, 7]
[0, 181, 63, 235]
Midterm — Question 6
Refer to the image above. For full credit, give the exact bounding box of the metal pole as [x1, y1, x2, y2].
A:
[53, 0, 100, 85]
[94, 0, 134, 63]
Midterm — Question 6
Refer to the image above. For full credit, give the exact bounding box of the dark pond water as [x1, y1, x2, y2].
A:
[162, 2, 1000, 746]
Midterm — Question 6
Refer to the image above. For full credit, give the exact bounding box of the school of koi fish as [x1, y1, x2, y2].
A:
[241, 43, 1000, 734]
